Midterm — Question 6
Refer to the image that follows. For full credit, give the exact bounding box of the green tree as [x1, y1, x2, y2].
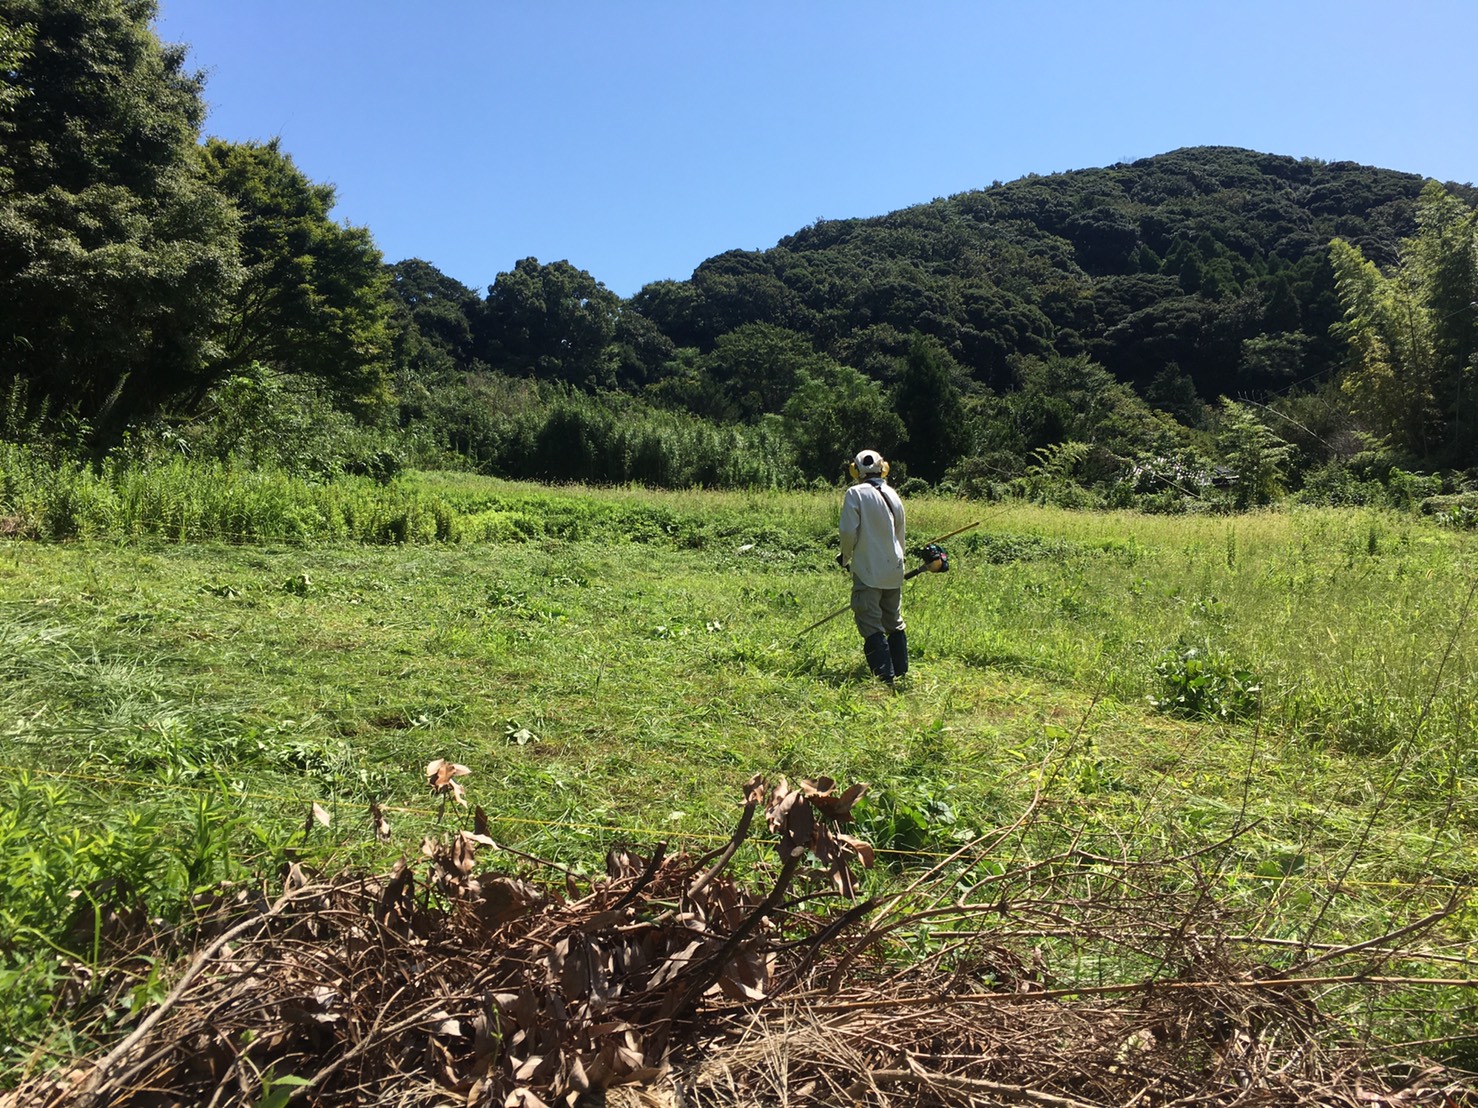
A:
[477, 257, 622, 389]
[894, 335, 967, 482]
[1145, 363, 1207, 427]
[628, 278, 706, 350]
[1215, 397, 1291, 508]
[0, 16, 31, 131]
[700, 323, 827, 421]
[1009, 353, 1185, 471]
[781, 359, 904, 480]
[1331, 184, 1478, 464]
[607, 308, 675, 390]
[386, 258, 480, 420]
[0, 0, 238, 433]
[200, 138, 393, 414]
[644, 347, 720, 415]
[388, 258, 480, 365]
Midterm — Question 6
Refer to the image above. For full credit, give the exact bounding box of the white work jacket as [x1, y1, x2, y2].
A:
[839, 480, 906, 588]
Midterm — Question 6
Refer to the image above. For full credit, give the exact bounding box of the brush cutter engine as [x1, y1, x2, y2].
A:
[919, 543, 948, 573]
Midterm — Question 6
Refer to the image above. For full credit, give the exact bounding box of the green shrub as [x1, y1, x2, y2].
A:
[1421, 492, 1478, 529]
[0, 773, 276, 1063]
[1294, 461, 1386, 507]
[1149, 643, 1262, 722]
[1386, 467, 1444, 510]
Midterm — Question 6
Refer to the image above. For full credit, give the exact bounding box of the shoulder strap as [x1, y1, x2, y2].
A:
[867, 480, 900, 530]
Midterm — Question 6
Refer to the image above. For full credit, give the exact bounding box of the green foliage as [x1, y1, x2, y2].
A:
[1015, 441, 1102, 507]
[477, 257, 624, 389]
[894, 335, 968, 483]
[0, 442, 805, 542]
[699, 323, 829, 422]
[1292, 461, 1386, 507]
[852, 787, 963, 864]
[387, 258, 481, 368]
[0, 773, 273, 1066]
[0, 15, 32, 126]
[1214, 399, 1293, 508]
[200, 138, 394, 415]
[162, 367, 411, 481]
[1385, 466, 1445, 510]
[782, 361, 903, 479]
[1015, 354, 1185, 462]
[0, 0, 239, 434]
[1421, 492, 1478, 529]
[1149, 643, 1262, 722]
[1332, 183, 1478, 467]
[407, 377, 803, 489]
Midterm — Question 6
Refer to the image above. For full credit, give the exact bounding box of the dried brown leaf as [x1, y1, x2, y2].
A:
[778, 794, 815, 859]
[648, 939, 703, 989]
[504, 1087, 550, 1108]
[369, 801, 391, 842]
[561, 1051, 591, 1096]
[450, 832, 477, 877]
[427, 758, 472, 799]
[512, 1053, 544, 1081]
[806, 781, 868, 822]
[837, 833, 876, 869]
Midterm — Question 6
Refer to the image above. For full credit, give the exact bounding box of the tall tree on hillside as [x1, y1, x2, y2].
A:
[1331, 183, 1478, 464]
[894, 335, 967, 483]
[388, 258, 481, 366]
[699, 323, 828, 422]
[1010, 354, 1184, 461]
[201, 139, 393, 414]
[477, 257, 622, 389]
[0, 0, 238, 434]
[0, 16, 31, 125]
[385, 259, 480, 419]
[782, 360, 904, 480]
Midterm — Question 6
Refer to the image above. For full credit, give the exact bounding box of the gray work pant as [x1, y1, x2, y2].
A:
[851, 581, 905, 638]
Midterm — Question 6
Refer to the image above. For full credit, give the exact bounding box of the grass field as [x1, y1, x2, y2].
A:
[3, 473, 1477, 1073]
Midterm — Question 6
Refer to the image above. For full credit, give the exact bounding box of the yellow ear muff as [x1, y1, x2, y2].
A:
[880, 460, 890, 479]
[847, 462, 860, 482]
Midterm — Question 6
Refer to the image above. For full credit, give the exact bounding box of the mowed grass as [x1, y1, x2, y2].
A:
[2, 475, 1477, 1067]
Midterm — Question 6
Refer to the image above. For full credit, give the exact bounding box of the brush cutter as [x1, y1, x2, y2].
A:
[797, 520, 980, 637]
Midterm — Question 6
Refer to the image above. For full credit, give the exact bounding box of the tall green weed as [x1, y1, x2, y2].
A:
[0, 774, 268, 1066]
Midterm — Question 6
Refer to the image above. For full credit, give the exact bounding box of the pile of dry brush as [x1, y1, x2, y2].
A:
[7, 770, 1476, 1107]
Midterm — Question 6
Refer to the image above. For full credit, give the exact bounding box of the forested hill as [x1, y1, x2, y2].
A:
[428, 145, 1476, 491]
[626, 146, 1474, 402]
[5, 0, 1476, 497]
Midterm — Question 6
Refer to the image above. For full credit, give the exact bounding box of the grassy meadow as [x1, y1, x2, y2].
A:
[3, 470, 1478, 1072]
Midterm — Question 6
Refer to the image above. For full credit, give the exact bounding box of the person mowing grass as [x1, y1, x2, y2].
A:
[837, 448, 908, 684]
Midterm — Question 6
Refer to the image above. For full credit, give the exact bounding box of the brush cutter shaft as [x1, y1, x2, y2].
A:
[797, 521, 980, 637]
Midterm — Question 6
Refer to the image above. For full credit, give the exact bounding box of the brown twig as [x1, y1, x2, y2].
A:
[71, 884, 311, 1107]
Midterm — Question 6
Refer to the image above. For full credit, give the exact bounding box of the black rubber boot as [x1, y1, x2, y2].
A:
[888, 630, 909, 679]
[863, 632, 894, 683]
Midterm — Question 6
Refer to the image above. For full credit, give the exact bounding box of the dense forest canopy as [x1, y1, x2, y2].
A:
[3, 0, 1476, 506]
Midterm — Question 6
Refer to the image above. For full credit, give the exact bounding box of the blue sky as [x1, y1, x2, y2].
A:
[155, 0, 1477, 299]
